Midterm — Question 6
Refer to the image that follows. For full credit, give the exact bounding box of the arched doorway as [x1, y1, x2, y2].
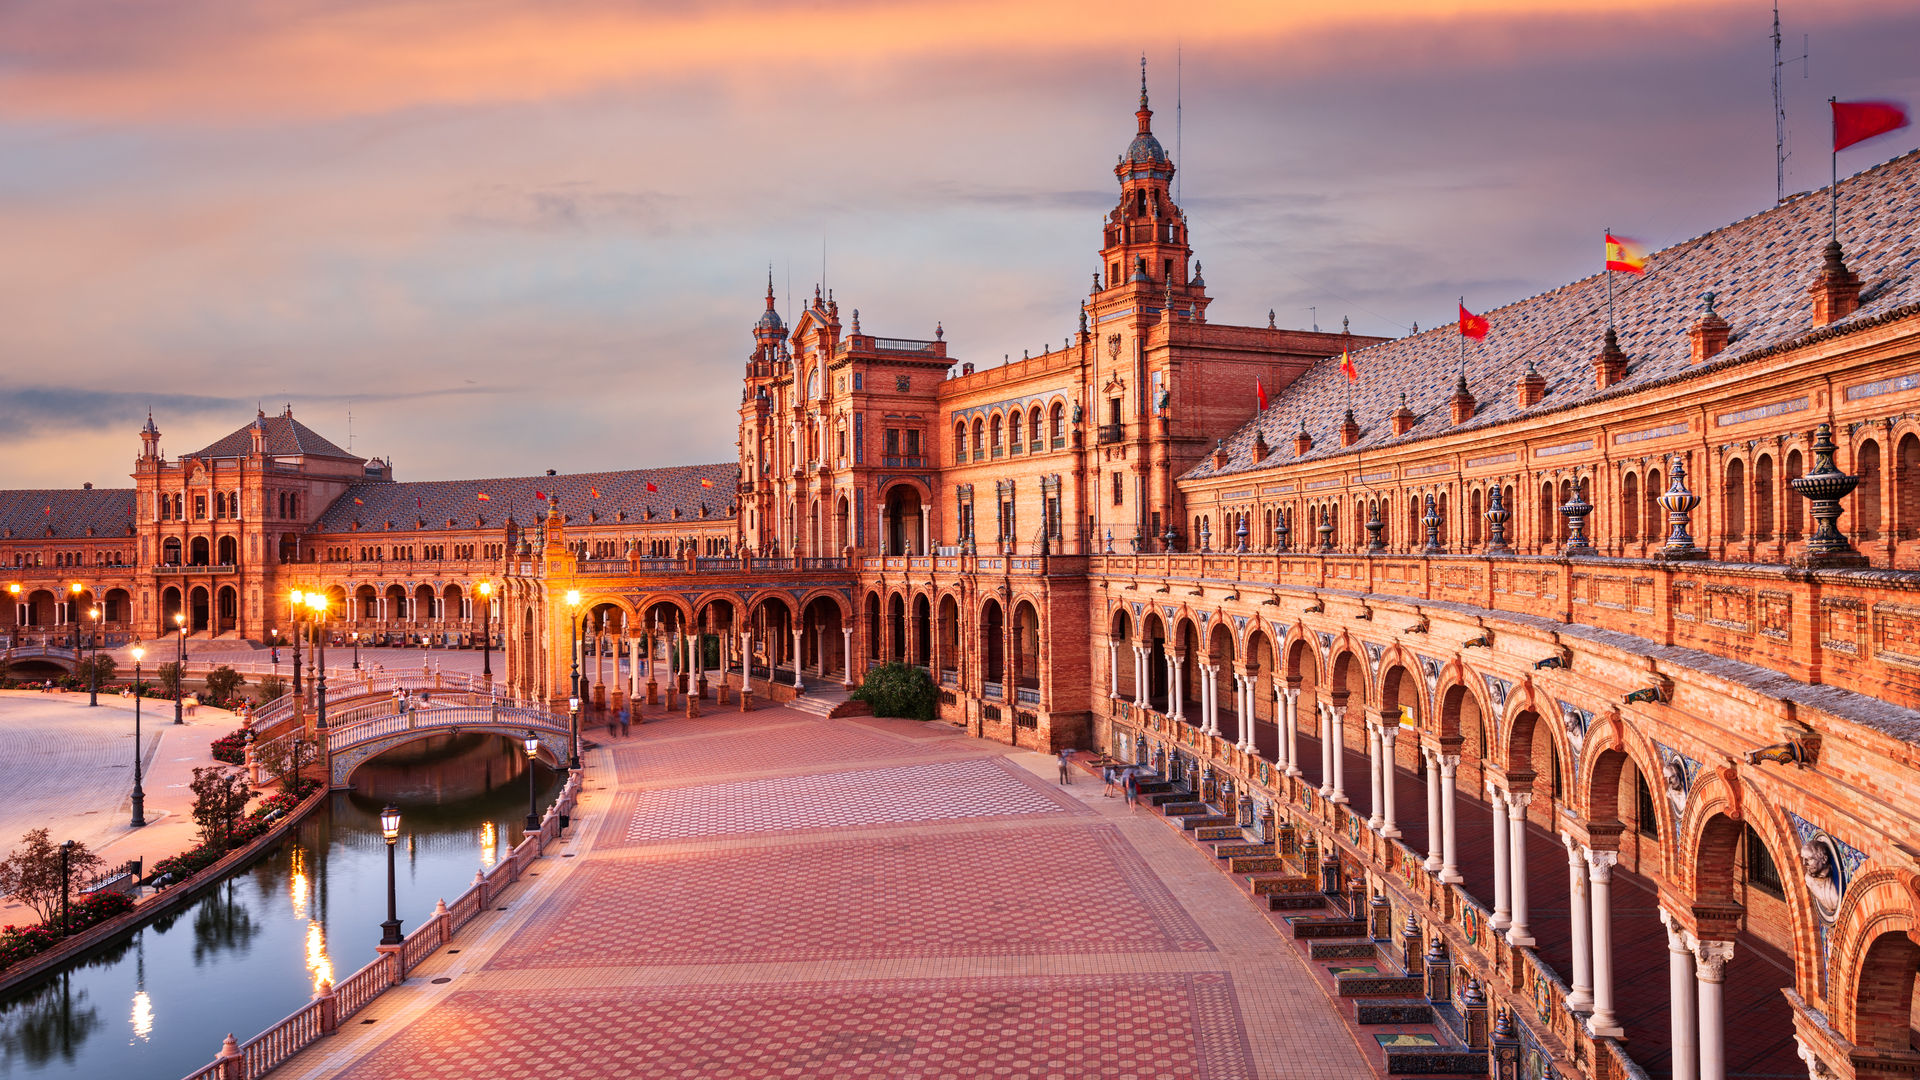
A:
[189, 537, 210, 566]
[883, 485, 924, 555]
[888, 593, 906, 661]
[980, 599, 1005, 692]
[912, 595, 932, 668]
[216, 585, 238, 633]
[189, 586, 211, 633]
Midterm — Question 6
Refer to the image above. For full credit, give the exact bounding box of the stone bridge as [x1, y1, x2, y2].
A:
[1, 644, 81, 673]
[322, 700, 570, 789]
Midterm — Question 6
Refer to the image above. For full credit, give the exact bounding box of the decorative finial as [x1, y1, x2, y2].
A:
[1140, 53, 1148, 109]
[935, 321, 943, 340]
[1343, 315, 1350, 333]
[1079, 302, 1088, 334]
[1411, 321, 1419, 334]
[1267, 309, 1275, 329]
[1702, 290, 1718, 316]
[851, 308, 860, 333]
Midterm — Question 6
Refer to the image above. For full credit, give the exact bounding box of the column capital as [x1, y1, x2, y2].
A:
[1688, 938, 1735, 981]
[1658, 908, 1690, 950]
[841, 626, 853, 638]
[1486, 779, 1506, 802]
[1440, 754, 1460, 771]
[1586, 849, 1620, 879]
[1170, 648, 1186, 662]
[1284, 686, 1300, 702]
[1507, 791, 1533, 812]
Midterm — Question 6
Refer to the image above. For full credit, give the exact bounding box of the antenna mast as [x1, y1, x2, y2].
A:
[1773, 2, 1809, 204]
[346, 399, 353, 451]
[1175, 45, 1182, 205]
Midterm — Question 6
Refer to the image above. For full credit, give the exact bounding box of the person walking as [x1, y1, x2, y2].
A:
[1102, 765, 1118, 798]
[1057, 748, 1073, 785]
[1124, 768, 1139, 807]
[619, 706, 632, 738]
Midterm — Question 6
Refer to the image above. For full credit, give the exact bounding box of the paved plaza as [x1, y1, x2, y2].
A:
[0, 691, 235, 918]
[273, 708, 1381, 1079]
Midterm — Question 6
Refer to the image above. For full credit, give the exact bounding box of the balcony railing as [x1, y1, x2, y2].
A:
[1096, 423, 1125, 445]
[983, 681, 1003, 700]
[154, 564, 237, 575]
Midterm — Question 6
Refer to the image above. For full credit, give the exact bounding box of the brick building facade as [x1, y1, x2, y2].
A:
[7, 80, 1920, 1079]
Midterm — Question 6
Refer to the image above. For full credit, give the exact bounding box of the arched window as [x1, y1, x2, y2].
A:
[1857, 439, 1883, 542]
[1007, 411, 1022, 453]
[954, 423, 966, 462]
[1724, 458, 1746, 543]
[990, 414, 1003, 453]
[1469, 488, 1483, 546]
[1028, 406, 1043, 450]
[1049, 403, 1065, 446]
[1784, 451, 1804, 540]
[971, 419, 984, 457]
[1621, 473, 1640, 541]
[1899, 435, 1920, 540]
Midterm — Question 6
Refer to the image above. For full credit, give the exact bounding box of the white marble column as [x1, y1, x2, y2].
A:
[1692, 938, 1734, 1080]
[1318, 704, 1335, 796]
[1423, 751, 1444, 870]
[1283, 688, 1301, 776]
[1489, 784, 1512, 931]
[1202, 665, 1220, 735]
[791, 626, 803, 687]
[1439, 755, 1462, 882]
[1171, 651, 1186, 720]
[841, 626, 854, 687]
[628, 637, 640, 699]
[740, 631, 751, 687]
[1366, 722, 1385, 830]
[1506, 792, 1534, 946]
[1660, 909, 1698, 1080]
[1564, 835, 1595, 1012]
[1586, 850, 1624, 1037]
[919, 506, 930, 555]
[1330, 705, 1349, 802]
[1380, 725, 1401, 838]
[1132, 646, 1148, 709]
[1107, 641, 1120, 698]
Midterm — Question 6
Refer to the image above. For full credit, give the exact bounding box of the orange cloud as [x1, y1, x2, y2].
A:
[2, 0, 1875, 121]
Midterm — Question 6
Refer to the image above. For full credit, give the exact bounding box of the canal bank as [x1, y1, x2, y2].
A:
[0, 733, 561, 1080]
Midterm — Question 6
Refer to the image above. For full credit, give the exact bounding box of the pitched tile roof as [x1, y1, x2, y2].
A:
[1189, 147, 1920, 481]
[0, 488, 137, 541]
[309, 463, 741, 534]
[188, 410, 361, 462]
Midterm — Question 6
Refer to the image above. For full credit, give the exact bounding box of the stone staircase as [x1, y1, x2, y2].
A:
[1123, 775, 1488, 1078]
[785, 688, 848, 717]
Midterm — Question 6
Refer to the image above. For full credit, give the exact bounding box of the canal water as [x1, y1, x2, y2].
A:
[0, 734, 559, 1079]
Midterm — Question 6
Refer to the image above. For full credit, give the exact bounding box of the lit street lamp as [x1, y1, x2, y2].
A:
[68, 583, 84, 698]
[307, 593, 330, 737]
[130, 645, 147, 827]
[565, 590, 582, 771]
[378, 804, 403, 946]
[522, 732, 541, 830]
[476, 581, 493, 684]
[86, 602, 101, 707]
[289, 590, 305, 702]
[172, 612, 186, 725]
[350, 630, 360, 671]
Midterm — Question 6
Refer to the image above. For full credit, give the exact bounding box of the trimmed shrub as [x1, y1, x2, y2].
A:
[850, 662, 937, 721]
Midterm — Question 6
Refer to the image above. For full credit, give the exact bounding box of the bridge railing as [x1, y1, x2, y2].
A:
[323, 702, 562, 754]
[185, 769, 582, 1080]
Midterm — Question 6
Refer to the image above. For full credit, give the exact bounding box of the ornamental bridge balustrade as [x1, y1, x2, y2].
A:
[1092, 549, 1920, 1080]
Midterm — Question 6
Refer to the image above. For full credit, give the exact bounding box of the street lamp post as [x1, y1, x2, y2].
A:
[130, 645, 147, 827]
[522, 732, 540, 830]
[477, 581, 493, 685]
[68, 583, 83, 695]
[289, 591, 305, 702]
[58, 840, 73, 935]
[308, 594, 330, 737]
[172, 613, 186, 725]
[86, 603, 100, 707]
[378, 804, 403, 946]
[350, 631, 360, 671]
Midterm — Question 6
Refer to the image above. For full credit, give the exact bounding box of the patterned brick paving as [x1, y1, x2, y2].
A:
[611, 720, 959, 787]
[612, 756, 1081, 844]
[275, 706, 1380, 1080]
[490, 824, 1212, 968]
[332, 975, 1256, 1080]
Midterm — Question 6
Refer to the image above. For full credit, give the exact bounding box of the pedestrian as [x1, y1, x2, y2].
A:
[1057, 748, 1072, 785]
[1102, 765, 1117, 798]
[1124, 768, 1139, 806]
[619, 708, 632, 737]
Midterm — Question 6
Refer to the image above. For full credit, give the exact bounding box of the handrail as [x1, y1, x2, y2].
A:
[183, 771, 582, 1080]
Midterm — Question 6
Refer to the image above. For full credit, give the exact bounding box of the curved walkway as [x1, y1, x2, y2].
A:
[269, 708, 1382, 1079]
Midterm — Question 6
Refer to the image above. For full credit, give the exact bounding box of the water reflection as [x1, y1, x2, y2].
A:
[0, 732, 556, 1079]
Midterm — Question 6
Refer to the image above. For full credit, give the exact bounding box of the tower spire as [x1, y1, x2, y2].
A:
[1137, 54, 1153, 134]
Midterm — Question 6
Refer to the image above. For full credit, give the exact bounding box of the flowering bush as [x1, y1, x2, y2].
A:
[209, 729, 248, 765]
[0, 891, 136, 971]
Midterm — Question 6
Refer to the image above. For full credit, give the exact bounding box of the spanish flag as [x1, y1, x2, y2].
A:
[700, 478, 715, 489]
[1458, 301, 1490, 340]
[645, 481, 658, 493]
[1604, 233, 1647, 274]
[476, 492, 491, 501]
[589, 486, 600, 499]
[1339, 350, 1358, 382]
[353, 497, 364, 505]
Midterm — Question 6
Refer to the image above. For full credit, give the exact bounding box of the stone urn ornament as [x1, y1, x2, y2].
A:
[1790, 422, 1870, 568]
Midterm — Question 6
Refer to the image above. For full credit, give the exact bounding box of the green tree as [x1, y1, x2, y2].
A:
[0, 829, 103, 925]
[157, 662, 184, 698]
[254, 674, 287, 703]
[255, 735, 316, 792]
[851, 662, 938, 721]
[188, 767, 253, 850]
[73, 654, 117, 687]
[203, 665, 244, 702]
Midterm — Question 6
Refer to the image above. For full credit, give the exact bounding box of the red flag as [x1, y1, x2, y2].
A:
[645, 481, 658, 493]
[1458, 302, 1490, 340]
[476, 492, 491, 501]
[353, 497, 364, 505]
[42, 505, 50, 515]
[1339, 350, 1358, 382]
[589, 486, 600, 499]
[534, 491, 546, 500]
[700, 478, 715, 489]
[1256, 378, 1269, 410]
[1604, 233, 1647, 274]
[415, 497, 422, 509]
[1833, 99, 1909, 151]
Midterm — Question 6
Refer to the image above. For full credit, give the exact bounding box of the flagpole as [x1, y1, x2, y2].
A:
[1605, 228, 1615, 328]
[1830, 96, 1840, 243]
[1458, 297, 1466, 375]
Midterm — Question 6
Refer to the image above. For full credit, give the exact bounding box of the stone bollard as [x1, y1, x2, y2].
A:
[315, 978, 339, 1035]
[1462, 975, 1490, 1049]
[433, 898, 450, 942]
[739, 685, 753, 712]
[1300, 836, 1320, 886]
[1370, 892, 1392, 941]
[1276, 821, 1297, 859]
[472, 869, 487, 907]
[1425, 935, 1452, 1005]
[1322, 851, 1343, 898]
[686, 692, 700, 719]
[216, 1033, 243, 1080]
[1490, 1006, 1522, 1080]
[377, 943, 405, 986]
[646, 677, 659, 706]
[1402, 913, 1424, 976]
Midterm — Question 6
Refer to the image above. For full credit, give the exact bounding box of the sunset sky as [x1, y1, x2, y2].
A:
[3, 0, 1916, 487]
